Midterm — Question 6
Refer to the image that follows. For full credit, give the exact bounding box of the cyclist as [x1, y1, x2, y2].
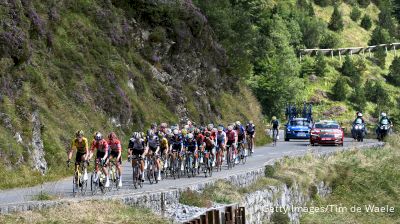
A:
[194, 128, 204, 151]
[159, 132, 169, 169]
[226, 125, 237, 164]
[184, 133, 198, 170]
[246, 120, 256, 153]
[215, 126, 227, 166]
[271, 116, 280, 138]
[147, 126, 161, 181]
[89, 132, 109, 187]
[169, 129, 183, 172]
[128, 132, 147, 181]
[202, 132, 215, 163]
[234, 121, 246, 164]
[107, 132, 123, 187]
[68, 130, 89, 179]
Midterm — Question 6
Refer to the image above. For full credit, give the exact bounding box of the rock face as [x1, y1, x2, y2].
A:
[31, 110, 47, 174]
[242, 181, 331, 224]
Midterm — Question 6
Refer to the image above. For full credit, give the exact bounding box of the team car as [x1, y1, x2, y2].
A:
[310, 120, 344, 146]
[284, 118, 311, 141]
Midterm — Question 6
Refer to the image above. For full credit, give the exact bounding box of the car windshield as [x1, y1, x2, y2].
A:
[290, 120, 310, 126]
[315, 123, 339, 129]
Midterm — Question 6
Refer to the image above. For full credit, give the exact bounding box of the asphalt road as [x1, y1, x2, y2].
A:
[0, 136, 379, 206]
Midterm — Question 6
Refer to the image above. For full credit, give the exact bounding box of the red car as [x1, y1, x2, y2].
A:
[310, 120, 344, 146]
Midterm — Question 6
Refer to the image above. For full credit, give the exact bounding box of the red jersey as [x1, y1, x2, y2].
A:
[90, 139, 108, 153]
[227, 130, 236, 141]
[108, 139, 122, 152]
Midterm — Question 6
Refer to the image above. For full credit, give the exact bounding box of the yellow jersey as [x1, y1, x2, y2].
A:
[71, 137, 88, 153]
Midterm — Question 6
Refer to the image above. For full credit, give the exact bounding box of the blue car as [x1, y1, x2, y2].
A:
[284, 118, 311, 141]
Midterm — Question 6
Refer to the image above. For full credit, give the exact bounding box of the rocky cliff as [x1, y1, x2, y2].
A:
[0, 0, 266, 188]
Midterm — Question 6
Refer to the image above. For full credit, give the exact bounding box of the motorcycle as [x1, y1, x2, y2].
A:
[377, 124, 391, 141]
[353, 123, 365, 142]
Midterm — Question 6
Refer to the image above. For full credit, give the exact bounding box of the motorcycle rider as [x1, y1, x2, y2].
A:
[376, 112, 393, 137]
[351, 112, 366, 139]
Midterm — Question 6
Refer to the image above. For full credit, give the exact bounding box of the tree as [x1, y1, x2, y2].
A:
[328, 5, 344, 31]
[387, 56, 400, 86]
[375, 47, 386, 69]
[332, 78, 349, 101]
[350, 6, 362, 22]
[351, 85, 367, 111]
[369, 27, 391, 45]
[320, 31, 340, 48]
[300, 18, 325, 48]
[357, 0, 370, 8]
[341, 55, 361, 84]
[315, 53, 327, 76]
[360, 15, 372, 30]
[378, 0, 395, 30]
[314, 0, 331, 7]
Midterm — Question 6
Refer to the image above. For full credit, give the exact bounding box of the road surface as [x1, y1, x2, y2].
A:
[0, 136, 380, 206]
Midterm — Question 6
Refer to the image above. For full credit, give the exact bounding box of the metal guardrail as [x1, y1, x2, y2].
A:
[299, 42, 400, 61]
[183, 205, 246, 224]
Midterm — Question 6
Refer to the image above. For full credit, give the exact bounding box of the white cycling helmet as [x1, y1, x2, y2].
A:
[357, 112, 363, 117]
[236, 121, 241, 126]
[227, 125, 233, 131]
[187, 133, 194, 139]
[94, 132, 102, 141]
[381, 112, 387, 117]
[132, 132, 140, 139]
[173, 129, 179, 135]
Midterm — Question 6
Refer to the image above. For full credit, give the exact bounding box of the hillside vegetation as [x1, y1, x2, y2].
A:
[193, 0, 400, 129]
[0, 0, 267, 189]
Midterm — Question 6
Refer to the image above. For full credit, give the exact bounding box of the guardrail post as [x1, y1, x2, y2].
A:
[200, 214, 207, 224]
[214, 210, 220, 224]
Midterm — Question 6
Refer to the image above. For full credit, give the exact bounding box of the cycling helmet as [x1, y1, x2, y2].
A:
[207, 124, 214, 130]
[160, 123, 168, 128]
[187, 133, 194, 139]
[272, 116, 277, 121]
[158, 132, 164, 138]
[184, 125, 189, 130]
[76, 130, 84, 137]
[167, 133, 173, 138]
[94, 132, 102, 141]
[227, 125, 233, 131]
[194, 128, 200, 134]
[217, 126, 223, 131]
[212, 127, 217, 132]
[151, 122, 157, 129]
[381, 112, 387, 117]
[181, 129, 187, 136]
[357, 112, 363, 117]
[173, 129, 179, 135]
[249, 120, 253, 124]
[108, 132, 117, 140]
[132, 132, 140, 139]
[235, 121, 241, 126]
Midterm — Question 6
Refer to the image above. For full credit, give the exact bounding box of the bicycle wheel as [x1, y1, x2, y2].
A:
[72, 174, 78, 197]
[91, 172, 98, 195]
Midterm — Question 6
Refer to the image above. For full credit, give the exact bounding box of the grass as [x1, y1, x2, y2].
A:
[32, 191, 55, 201]
[0, 200, 168, 224]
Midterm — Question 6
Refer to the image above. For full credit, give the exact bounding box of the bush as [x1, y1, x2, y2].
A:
[375, 47, 386, 69]
[357, 0, 370, 8]
[265, 165, 276, 178]
[350, 85, 367, 111]
[271, 211, 290, 224]
[314, 0, 332, 7]
[369, 27, 391, 45]
[387, 57, 400, 86]
[179, 189, 212, 208]
[315, 53, 327, 76]
[328, 5, 344, 31]
[350, 6, 362, 22]
[319, 31, 340, 48]
[331, 78, 349, 101]
[360, 15, 372, 30]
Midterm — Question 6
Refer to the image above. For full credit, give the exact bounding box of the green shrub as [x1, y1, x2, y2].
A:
[265, 165, 276, 178]
[360, 15, 372, 30]
[319, 31, 340, 49]
[271, 211, 290, 224]
[328, 5, 344, 32]
[331, 78, 349, 101]
[350, 6, 362, 22]
[179, 189, 212, 208]
[387, 57, 400, 86]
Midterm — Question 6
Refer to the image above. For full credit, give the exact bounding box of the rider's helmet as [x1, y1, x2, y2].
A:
[217, 126, 223, 132]
[272, 116, 277, 121]
[94, 132, 102, 141]
[108, 132, 117, 140]
[187, 133, 194, 140]
[76, 130, 84, 138]
[249, 120, 253, 124]
[227, 125, 233, 131]
[357, 112, 363, 117]
[381, 112, 387, 117]
[207, 123, 214, 131]
[158, 132, 164, 139]
[132, 132, 140, 139]
[194, 128, 200, 134]
[181, 128, 187, 136]
[173, 129, 179, 136]
[151, 123, 157, 129]
[235, 121, 241, 126]
[212, 127, 217, 132]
